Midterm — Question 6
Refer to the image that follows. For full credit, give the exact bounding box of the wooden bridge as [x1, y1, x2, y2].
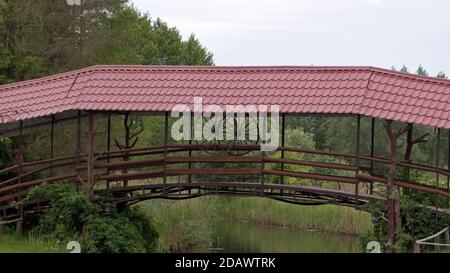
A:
[2, 65, 450, 252]
[1, 142, 449, 222]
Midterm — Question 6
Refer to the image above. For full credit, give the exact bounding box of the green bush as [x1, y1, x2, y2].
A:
[26, 183, 158, 253]
[361, 195, 450, 252]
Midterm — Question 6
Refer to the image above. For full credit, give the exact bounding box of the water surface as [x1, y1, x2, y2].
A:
[208, 220, 361, 253]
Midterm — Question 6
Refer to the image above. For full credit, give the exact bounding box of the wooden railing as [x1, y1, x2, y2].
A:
[1, 144, 450, 220]
[414, 226, 450, 253]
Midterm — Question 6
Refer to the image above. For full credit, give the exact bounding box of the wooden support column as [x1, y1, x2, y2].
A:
[435, 128, 441, 217]
[280, 113, 286, 190]
[0, 223, 4, 240]
[369, 117, 375, 194]
[76, 111, 82, 192]
[445, 227, 450, 244]
[383, 120, 409, 253]
[448, 130, 450, 207]
[49, 115, 55, 176]
[76, 111, 81, 162]
[163, 112, 169, 186]
[188, 113, 193, 193]
[16, 121, 24, 235]
[106, 112, 112, 189]
[86, 111, 95, 202]
[260, 113, 266, 195]
[355, 114, 361, 208]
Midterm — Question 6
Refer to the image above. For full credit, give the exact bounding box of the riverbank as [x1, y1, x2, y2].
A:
[140, 196, 373, 252]
[0, 196, 373, 253]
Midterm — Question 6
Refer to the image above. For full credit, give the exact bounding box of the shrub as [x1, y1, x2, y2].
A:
[26, 183, 158, 253]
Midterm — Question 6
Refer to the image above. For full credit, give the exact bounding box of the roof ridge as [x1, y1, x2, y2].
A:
[369, 66, 450, 85]
[0, 66, 97, 91]
[353, 68, 376, 114]
[2, 65, 450, 90]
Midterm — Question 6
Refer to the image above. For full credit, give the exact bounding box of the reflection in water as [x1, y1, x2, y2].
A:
[209, 220, 362, 253]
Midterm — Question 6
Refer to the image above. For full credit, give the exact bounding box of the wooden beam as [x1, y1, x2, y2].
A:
[87, 112, 95, 202]
[355, 114, 361, 208]
[188, 113, 193, 186]
[76, 110, 81, 164]
[50, 115, 55, 176]
[163, 112, 169, 186]
[383, 120, 409, 252]
[436, 128, 441, 218]
[370, 117, 375, 194]
[106, 112, 111, 189]
[281, 113, 286, 190]
[448, 129, 450, 207]
[16, 120, 24, 234]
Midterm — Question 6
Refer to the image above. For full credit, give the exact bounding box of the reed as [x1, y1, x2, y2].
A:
[141, 196, 373, 252]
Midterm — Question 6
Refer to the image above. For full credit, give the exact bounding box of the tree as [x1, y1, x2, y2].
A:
[437, 71, 447, 79]
[181, 34, 214, 65]
[0, 0, 214, 83]
[416, 65, 428, 76]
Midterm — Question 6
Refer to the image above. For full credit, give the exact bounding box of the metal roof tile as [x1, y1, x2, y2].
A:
[2, 65, 450, 129]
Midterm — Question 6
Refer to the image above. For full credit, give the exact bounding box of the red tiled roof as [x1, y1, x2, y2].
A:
[1, 65, 450, 128]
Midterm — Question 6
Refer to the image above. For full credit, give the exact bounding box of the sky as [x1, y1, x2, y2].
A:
[131, 0, 450, 75]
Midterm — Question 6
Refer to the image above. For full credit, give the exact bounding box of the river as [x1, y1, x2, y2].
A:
[206, 220, 362, 253]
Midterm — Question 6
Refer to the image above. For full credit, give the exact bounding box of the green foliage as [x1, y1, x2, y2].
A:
[437, 71, 447, 79]
[416, 65, 428, 76]
[361, 194, 450, 252]
[0, 0, 214, 83]
[26, 183, 158, 253]
[400, 65, 409, 73]
[0, 137, 15, 181]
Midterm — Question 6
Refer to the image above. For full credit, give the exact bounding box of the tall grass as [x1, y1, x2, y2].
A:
[0, 232, 63, 253]
[141, 196, 373, 252]
[140, 199, 216, 252]
[214, 197, 373, 235]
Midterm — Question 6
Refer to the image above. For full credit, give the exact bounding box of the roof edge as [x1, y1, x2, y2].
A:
[1, 64, 450, 91]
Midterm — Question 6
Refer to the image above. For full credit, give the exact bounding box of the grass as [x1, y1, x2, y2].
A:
[140, 196, 374, 252]
[214, 197, 373, 235]
[0, 233, 63, 253]
[0, 197, 373, 253]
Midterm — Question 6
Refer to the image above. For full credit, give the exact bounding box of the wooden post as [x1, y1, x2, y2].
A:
[445, 228, 449, 244]
[394, 198, 402, 233]
[106, 112, 111, 189]
[355, 115, 361, 208]
[122, 113, 130, 187]
[163, 112, 169, 186]
[435, 128, 441, 218]
[0, 223, 4, 240]
[50, 115, 55, 176]
[76, 111, 82, 192]
[280, 113, 286, 191]
[86, 112, 95, 202]
[447, 130, 450, 207]
[188, 113, 193, 194]
[76, 110, 81, 162]
[383, 120, 409, 252]
[369, 117, 375, 194]
[260, 113, 266, 195]
[16, 121, 24, 235]
[16, 206, 23, 235]
[435, 236, 441, 253]
[413, 242, 421, 253]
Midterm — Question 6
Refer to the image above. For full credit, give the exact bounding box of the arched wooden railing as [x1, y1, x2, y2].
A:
[1, 144, 450, 221]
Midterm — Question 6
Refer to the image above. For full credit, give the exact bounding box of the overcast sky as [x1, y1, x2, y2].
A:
[131, 0, 450, 76]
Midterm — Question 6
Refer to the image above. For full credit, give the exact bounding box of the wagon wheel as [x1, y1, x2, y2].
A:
[195, 114, 260, 156]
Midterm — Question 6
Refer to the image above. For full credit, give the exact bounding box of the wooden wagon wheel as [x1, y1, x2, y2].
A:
[195, 114, 260, 156]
